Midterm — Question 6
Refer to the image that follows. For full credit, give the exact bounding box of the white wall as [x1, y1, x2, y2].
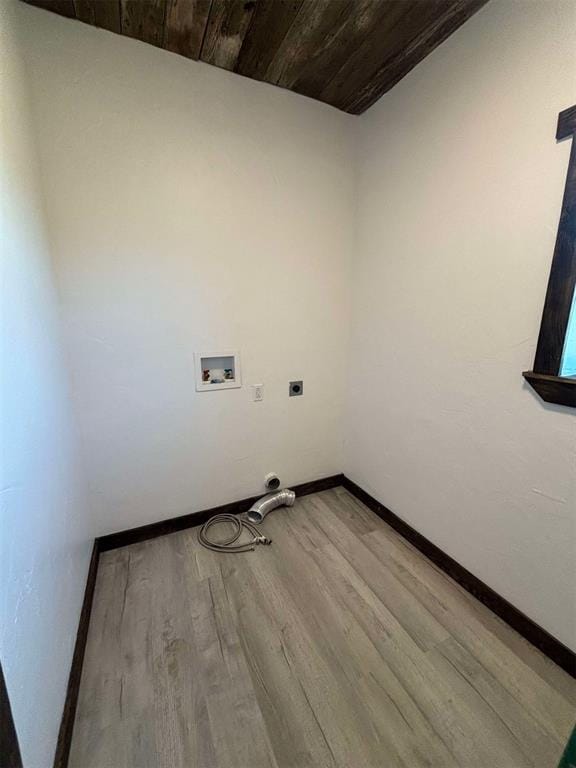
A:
[346, 0, 576, 650]
[18, 4, 354, 536]
[0, 3, 93, 766]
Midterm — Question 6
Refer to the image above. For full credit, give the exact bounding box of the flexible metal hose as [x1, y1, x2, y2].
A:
[246, 488, 296, 523]
[198, 513, 272, 553]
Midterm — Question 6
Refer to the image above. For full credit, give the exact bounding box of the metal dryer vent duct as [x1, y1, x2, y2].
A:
[246, 489, 296, 524]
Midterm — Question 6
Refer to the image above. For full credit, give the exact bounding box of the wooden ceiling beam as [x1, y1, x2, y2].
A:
[319, 0, 453, 113]
[235, 0, 303, 81]
[290, 0, 390, 103]
[200, 0, 257, 71]
[264, 0, 354, 89]
[164, 0, 212, 59]
[73, 1, 121, 33]
[27, 0, 76, 18]
[120, 0, 167, 48]
[343, 0, 489, 114]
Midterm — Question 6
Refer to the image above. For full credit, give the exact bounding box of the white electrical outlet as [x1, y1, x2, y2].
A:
[252, 384, 264, 402]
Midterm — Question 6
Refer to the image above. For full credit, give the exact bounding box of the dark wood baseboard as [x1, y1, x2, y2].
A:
[342, 476, 576, 678]
[97, 474, 345, 552]
[1, 661, 23, 768]
[53, 542, 100, 768]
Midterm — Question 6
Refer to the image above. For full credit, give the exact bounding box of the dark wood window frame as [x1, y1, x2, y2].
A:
[523, 105, 576, 408]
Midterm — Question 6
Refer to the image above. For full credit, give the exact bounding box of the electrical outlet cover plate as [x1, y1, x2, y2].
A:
[289, 380, 303, 397]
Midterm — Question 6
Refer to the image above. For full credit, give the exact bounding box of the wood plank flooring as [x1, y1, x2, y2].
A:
[69, 489, 576, 767]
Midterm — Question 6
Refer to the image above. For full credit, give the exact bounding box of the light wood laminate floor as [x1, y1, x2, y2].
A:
[69, 488, 576, 767]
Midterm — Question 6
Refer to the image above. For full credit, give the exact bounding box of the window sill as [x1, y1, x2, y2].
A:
[523, 371, 576, 408]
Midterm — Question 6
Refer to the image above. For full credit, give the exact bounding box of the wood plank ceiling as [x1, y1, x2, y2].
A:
[23, 0, 488, 114]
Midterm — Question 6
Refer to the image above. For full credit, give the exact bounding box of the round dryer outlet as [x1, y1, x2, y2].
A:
[265, 473, 281, 491]
[289, 380, 303, 397]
